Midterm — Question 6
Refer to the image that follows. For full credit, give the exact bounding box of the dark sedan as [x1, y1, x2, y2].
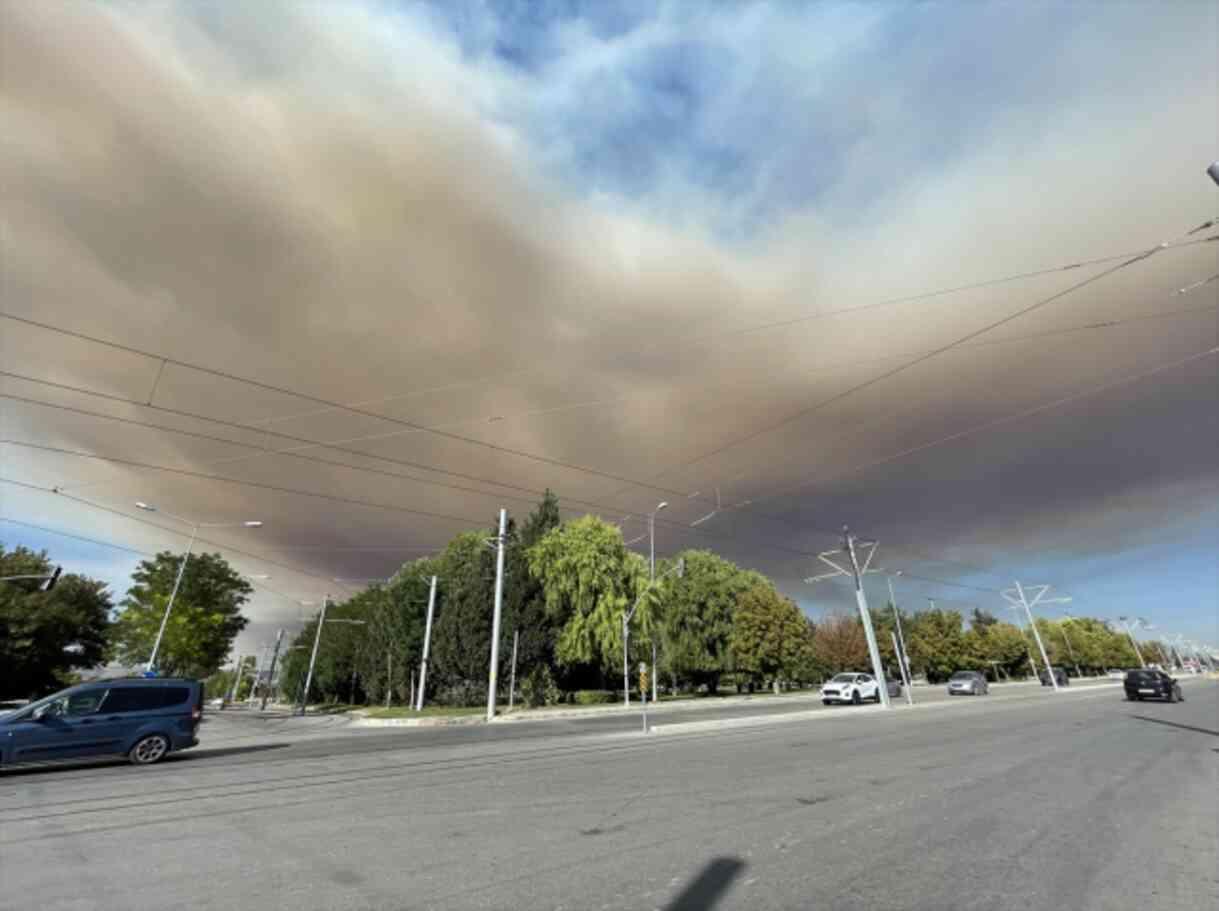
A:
[1124, 669, 1183, 703]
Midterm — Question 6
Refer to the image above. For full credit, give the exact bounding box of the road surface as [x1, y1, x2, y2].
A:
[1, 678, 1214, 910]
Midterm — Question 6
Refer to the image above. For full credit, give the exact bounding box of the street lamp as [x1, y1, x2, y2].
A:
[0, 566, 61, 590]
[135, 501, 263, 673]
[623, 556, 683, 709]
[648, 501, 668, 703]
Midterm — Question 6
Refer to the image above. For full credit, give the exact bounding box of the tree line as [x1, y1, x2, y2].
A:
[2, 507, 1165, 705]
[271, 492, 1163, 708]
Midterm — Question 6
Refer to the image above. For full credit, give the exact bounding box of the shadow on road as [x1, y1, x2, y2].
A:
[1129, 715, 1219, 737]
[665, 857, 746, 911]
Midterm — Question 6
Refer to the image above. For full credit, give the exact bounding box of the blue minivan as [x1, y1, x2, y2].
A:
[0, 678, 203, 769]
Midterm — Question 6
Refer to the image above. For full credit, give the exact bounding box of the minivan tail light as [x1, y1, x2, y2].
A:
[191, 706, 202, 721]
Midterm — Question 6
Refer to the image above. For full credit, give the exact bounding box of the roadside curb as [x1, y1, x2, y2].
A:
[649, 681, 1129, 736]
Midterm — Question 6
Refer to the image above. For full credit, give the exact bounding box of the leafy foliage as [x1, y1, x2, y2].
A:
[0, 544, 112, 699]
[659, 550, 763, 693]
[730, 583, 814, 690]
[109, 550, 251, 678]
[528, 515, 639, 673]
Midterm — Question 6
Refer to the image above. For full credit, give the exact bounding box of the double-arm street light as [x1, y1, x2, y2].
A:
[0, 567, 61, 589]
[135, 502, 263, 673]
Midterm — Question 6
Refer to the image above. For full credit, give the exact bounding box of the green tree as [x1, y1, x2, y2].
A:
[430, 530, 496, 703]
[503, 490, 563, 685]
[963, 621, 1030, 679]
[906, 608, 967, 683]
[528, 515, 638, 676]
[109, 550, 252, 678]
[658, 550, 764, 694]
[971, 608, 1000, 630]
[730, 583, 814, 693]
[0, 544, 112, 699]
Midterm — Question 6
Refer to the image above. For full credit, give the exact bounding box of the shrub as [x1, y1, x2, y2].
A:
[571, 689, 617, 705]
[520, 665, 561, 708]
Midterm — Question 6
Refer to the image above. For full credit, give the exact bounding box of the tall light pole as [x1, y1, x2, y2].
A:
[623, 557, 684, 709]
[1116, 616, 1147, 668]
[486, 509, 507, 722]
[1001, 583, 1070, 692]
[135, 502, 262, 673]
[1058, 610, 1083, 677]
[416, 575, 438, 711]
[649, 501, 668, 703]
[806, 527, 890, 708]
[885, 571, 914, 705]
[260, 629, 284, 711]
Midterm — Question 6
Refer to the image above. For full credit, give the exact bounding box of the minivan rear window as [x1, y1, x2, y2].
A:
[160, 687, 190, 708]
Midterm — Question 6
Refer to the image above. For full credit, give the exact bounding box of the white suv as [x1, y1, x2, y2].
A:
[820, 673, 881, 705]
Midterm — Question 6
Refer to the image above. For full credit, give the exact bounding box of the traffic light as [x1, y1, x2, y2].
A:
[43, 566, 62, 592]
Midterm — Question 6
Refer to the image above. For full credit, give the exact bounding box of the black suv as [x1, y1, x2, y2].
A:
[1124, 669, 1183, 703]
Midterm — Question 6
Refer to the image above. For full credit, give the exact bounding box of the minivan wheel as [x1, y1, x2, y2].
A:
[129, 734, 170, 766]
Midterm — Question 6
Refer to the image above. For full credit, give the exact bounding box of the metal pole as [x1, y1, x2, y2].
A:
[509, 629, 519, 711]
[1059, 621, 1082, 677]
[623, 615, 631, 707]
[1120, 619, 1146, 668]
[226, 655, 242, 704]
[845, 530, 890, 708]
[887, 575, 914, 705]
[649, 510, 657, 704]
[417, 575, 437, 710]
[146, 524, 198, 672]
[386, 649, 392, 709]
[409, 669, 416, 709]
[1016, 581, 1058, 692]
[890, 631, 913, 705]
[260, 630, 283, 711]
[299, 596, 328, 715]
[486, 509, 507, 722]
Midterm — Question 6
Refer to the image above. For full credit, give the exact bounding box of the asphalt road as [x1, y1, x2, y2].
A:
[1, 678, 1214, 910]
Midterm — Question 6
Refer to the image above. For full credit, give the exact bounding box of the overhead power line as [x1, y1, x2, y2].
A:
[2, 232, 1212, 526]
[0, 515, 315, 608]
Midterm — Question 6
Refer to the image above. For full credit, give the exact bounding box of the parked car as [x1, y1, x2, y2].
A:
[1038, 667, 1069, 687]
[1105, 669, 1127, 680]
[884, 678, 904, 698]
[1124, 669, 1183, 703]
[0, 678, 203, 770]
[820, 673, 882, 705]
[946, 670, 989, 695]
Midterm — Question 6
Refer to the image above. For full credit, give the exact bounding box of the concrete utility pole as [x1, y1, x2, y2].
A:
[508, 629, 519, 711]
[299, 596, 329, 715]
[1002, 583, 1070, 692]
[486, 509, 507, 722]
[386, 649, 393, 709]
[260, 630, 284, 711]
[416, 575, 437, 711]
[806, 527, 890, 708]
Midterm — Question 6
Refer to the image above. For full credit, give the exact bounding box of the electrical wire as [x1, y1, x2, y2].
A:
[3, 233, 1213, 524]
